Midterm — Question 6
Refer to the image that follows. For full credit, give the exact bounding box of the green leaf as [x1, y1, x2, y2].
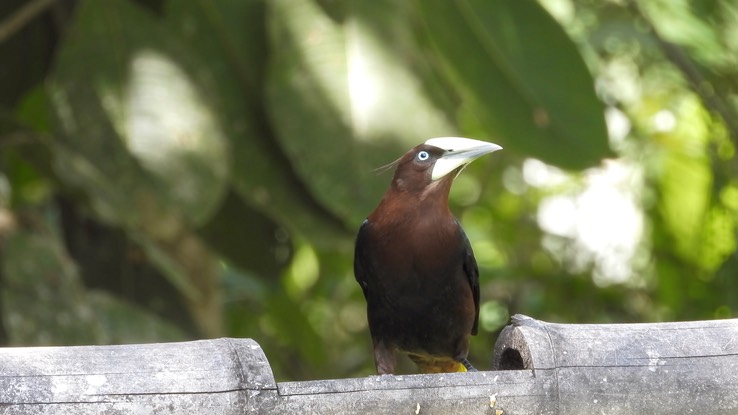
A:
[2, 217, 187, 345]
[48, 0, 229, 230]
[266, 0, 457, 227]
[87, 291, 188, 344]
[197, 190, 291, 280]
[166, 0, 352, 248]
[419, 0, 612, 169]
[2, 227, 103, 345]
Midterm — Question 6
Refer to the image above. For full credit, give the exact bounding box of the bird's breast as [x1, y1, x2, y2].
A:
[361, 215, 475, 356]
[366, 216, 463, 294]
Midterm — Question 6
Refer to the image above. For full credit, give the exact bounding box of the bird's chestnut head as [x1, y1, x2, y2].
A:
[391, 137, 502, 194]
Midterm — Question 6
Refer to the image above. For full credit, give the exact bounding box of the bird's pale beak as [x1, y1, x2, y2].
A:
[425, 137, 502, 181]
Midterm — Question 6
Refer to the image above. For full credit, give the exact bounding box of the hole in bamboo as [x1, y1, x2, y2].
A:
[497, 347, 524, 370]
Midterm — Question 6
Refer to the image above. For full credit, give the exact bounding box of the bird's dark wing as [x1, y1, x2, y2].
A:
[458, 224, 480, 335]
[353, 219, 372, 298]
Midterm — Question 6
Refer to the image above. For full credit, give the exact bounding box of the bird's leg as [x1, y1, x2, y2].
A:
[460, 358, 477, 372]
[373, 339, 396, 375]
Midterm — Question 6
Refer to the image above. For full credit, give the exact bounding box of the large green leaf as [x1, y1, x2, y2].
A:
[166, 0, 351, 248]
[48, 0, 229, 231]
[2, 220, 186, 345]
[266, 0, 457, 227]
[419, 0, 612, 169]
[47, 0, 231, 332]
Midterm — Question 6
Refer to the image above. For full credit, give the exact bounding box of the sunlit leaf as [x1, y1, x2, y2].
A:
[49, 0, 229, 230]
[266, 0, 456, 226]
[167, 0, 351, 248]
[419, 0, 612, 170]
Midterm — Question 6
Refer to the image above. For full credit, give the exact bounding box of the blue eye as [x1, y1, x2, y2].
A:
[417, 151, 430, 161]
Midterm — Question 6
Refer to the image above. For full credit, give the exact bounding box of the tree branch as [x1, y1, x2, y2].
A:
[0, 0, 56, 44]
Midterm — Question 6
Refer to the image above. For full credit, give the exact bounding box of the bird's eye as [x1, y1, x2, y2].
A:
[417, 151, 430, 161]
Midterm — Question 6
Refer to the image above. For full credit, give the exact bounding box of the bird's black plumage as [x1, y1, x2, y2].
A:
[353, 138, 499, 374]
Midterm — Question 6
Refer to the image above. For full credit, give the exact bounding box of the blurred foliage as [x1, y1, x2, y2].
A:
[0, 0, 736, 381]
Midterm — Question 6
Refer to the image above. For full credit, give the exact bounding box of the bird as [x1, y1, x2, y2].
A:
[354, 137, 502, 374]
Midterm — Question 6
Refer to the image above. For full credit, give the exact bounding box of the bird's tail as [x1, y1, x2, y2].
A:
[409, 354, 477, 373]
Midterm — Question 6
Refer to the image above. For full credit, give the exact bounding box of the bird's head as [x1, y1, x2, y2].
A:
[390, 137, 502, 195]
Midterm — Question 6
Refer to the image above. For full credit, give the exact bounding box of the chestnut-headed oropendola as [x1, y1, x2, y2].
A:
[354, 137, 502, 374]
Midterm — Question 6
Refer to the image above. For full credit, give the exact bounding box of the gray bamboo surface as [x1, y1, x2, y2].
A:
[1, 315, 737, 414]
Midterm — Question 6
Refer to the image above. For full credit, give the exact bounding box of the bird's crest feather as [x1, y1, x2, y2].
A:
[372, 156, 403, 175]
